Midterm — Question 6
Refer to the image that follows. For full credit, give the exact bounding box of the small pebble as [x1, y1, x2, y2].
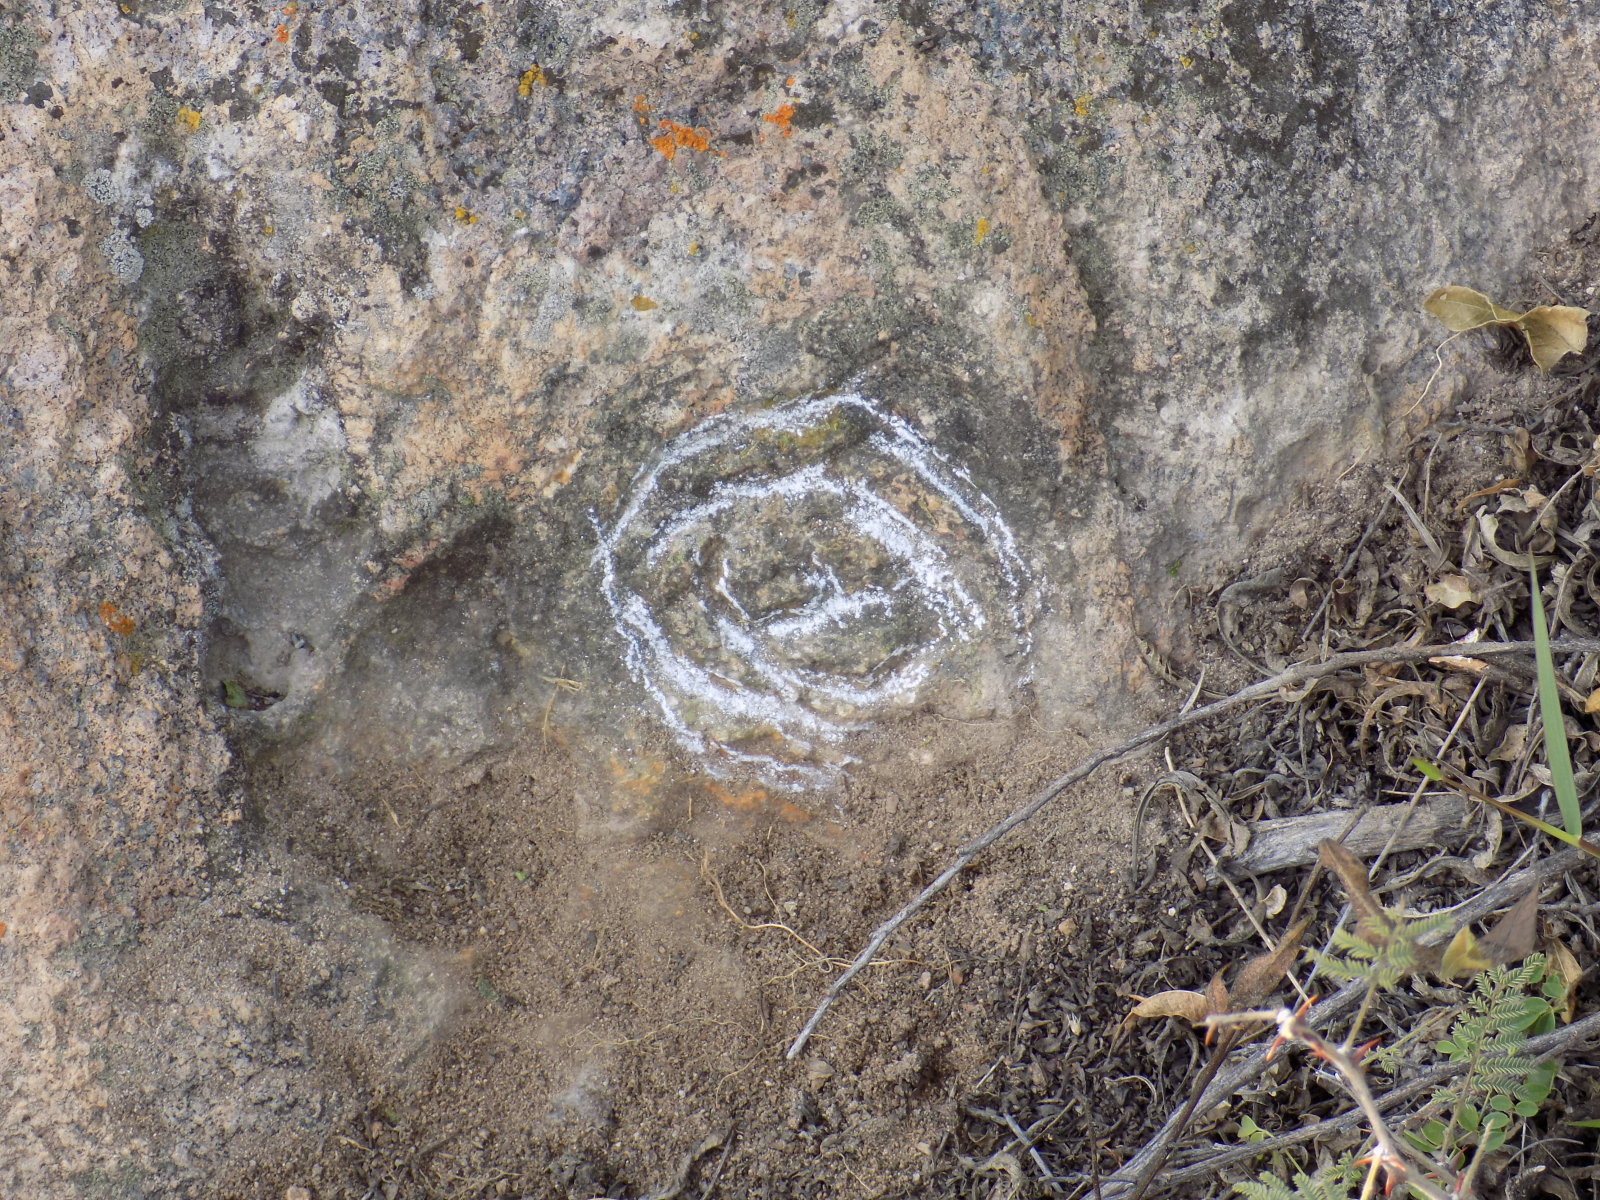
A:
[286, 1187, 311, 1200]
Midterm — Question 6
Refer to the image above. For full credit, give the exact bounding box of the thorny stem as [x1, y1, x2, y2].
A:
[1216, 1004, 1459, 1200]
[1036, 851, 1587, 1196]
[1249, 1006, 1455, 1200]
[786, 636, 1600, 1061]
[1100, 979, 1600, 1196]
[1343, 979, 1380, 1055]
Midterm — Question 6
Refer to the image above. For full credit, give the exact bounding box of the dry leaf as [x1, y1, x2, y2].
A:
[1206, 970, 1230, 1018]
[1519, 305, 1589, 373]
[1318, 839, 1388, 933]
[1489, 723, 1529, 763]
[1478, 882, 1539, 965]
[1423, 287, 1591, 374]
[1263, 884, 1287, 919]
[1584, 687, 1600, 715]
[1425, 574, 1479, 609]
[1454, 477, 1525, 512]
[1231, 919, 1311, 1010]
[1424, 285, 1521, 331]
[1545, 939, 1584, 1023]
[1441, 883, 1541, 979]
[1430, 628, 1487, 673]
[1440, 926, 1491, 980]
[1120, 989, 1210, 1034]
[1477, 511, 1553, 569]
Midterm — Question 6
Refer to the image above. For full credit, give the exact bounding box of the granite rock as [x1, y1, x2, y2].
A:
[3, 0, 1599, 1191]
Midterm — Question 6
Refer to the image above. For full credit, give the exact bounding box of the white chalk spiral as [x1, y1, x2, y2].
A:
[595, 391, 1033, 789]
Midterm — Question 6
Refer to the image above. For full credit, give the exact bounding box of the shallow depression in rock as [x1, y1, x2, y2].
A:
[594, 391, 1037, 789]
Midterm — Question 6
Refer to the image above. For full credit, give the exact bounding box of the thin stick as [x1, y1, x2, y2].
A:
[1097, 848, 1584, 1197]
[785, 637, 1600, 1059]
[1259, 1004, 1453, 1200]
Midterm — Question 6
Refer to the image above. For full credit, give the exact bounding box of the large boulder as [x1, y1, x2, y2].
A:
[3, 0, 1597, 1192]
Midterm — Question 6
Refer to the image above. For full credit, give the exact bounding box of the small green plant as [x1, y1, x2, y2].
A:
[1233, 1153, 1363, 1200]
[1528, 566, 1582, 838]
[1405, 956, 1560, 1189]
[1411, 567, 1594, 857]
[1313, 908, 1454, 991]
[1230, 844, 1564, 1200]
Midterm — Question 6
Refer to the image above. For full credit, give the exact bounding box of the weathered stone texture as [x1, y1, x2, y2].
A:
[3, 0, 1598, 1192]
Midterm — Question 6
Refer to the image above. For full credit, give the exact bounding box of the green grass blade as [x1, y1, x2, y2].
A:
[1413, 756, 1600, 857]
[1529, 568, 1582, 837]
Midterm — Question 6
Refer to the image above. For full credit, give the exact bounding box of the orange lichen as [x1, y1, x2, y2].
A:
[394, 538, 443, 572]
[175, 105, 202, 132]
[99, 601, 136, 636]
[609, 754, 666, 798]
[762, 102, 795, 138]
[705, 782, 812, 823]
[274, 23, 289, 42]
[518, 65, 547, 96]
[650, 120, 713, 160]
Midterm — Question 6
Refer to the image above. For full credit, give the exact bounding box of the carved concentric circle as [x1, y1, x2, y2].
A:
[595, 392, 1034, 788]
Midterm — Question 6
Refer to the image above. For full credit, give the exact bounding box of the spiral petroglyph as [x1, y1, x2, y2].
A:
[595, 392, 1035, 789]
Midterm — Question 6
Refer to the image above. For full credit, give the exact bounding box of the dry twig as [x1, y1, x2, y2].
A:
[1097, 846, 1585, 1197]
[786, 637, 1600, 1060]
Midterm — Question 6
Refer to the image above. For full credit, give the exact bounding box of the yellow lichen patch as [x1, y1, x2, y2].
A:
[98, 601, 136, 636]
[974, 216, 990, 245]
[453, 205, 477, 224]
[704, 782, 812, 823]
[609, 753, 667, 798]
[518, 65, 547, 97]
[175, 105, 202, 132]
[1073, 93, 1092, 117]
[650, 120, 714, 160]
[630, 295, 658, 311]
[762, 103, 795, 138]
[540, 447, 582, 497]
[1178, 54, 1194, 69]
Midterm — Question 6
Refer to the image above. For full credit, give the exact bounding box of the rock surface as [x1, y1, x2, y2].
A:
[3, 0, 1599, 1193]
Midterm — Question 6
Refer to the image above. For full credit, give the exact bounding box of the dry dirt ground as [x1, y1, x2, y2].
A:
[90, 222, 1600, 1200]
